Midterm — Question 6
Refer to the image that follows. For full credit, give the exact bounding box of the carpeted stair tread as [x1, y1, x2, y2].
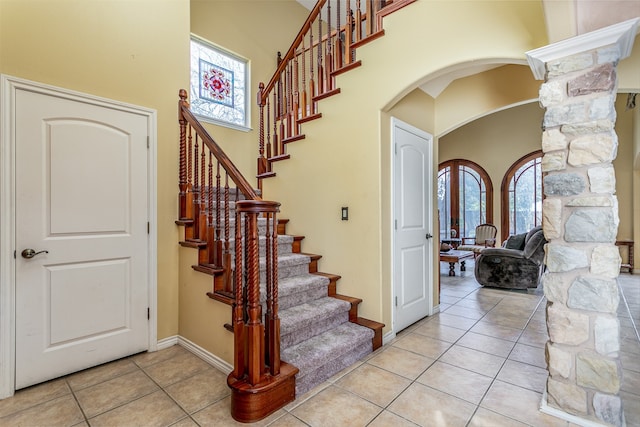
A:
[279, 297, 351, 348]
[233, 252, 309, 273]
[226, 234, 294, 256]
[263, 252, 309, 268]
[294, 340, 372, 396]
[260, 274, 329, 309]
[259, 253, 311, 281]
[276, 274, 329, 298]
[281, 322, 374, 375]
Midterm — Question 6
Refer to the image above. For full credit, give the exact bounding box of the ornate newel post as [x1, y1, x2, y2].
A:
[526, 19, 639, 427]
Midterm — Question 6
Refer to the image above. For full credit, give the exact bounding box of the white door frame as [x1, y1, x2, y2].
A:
[391, 117, 434, 336]
[0, 75, 158, 398]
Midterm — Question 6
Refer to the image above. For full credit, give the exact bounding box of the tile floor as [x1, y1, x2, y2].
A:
[0, 261, 638, 426]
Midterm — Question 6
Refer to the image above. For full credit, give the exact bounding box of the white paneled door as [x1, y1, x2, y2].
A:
[14, 87, 150, 389]
[393, 118, 433, 332]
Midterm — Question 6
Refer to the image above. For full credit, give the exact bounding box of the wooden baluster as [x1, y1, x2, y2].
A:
[276, 51, 283, 121]
[377, 0, 385, 32]
[266, 98, 272, 163]
[308, 24, 316, 115]
[232, 207, 245, 379]
[257, 83, 268, 183]
[267, 210, 280, 375]
[207, 153, 214, 265]
[214, 160, 222, 266]
[325, 0, 333, 90]
[273, 91, 281, 158]
[187, 127, 193, 194]
[223, 173, 232, 294]
[300, 41, 307, 118]
[264, 210, 273, 371]
[317, 12, 324, 94]
[278, 68, 285, 147]
[335, 0, 343, 69]
[345, 9, 354, 64]
[285, 63, 292, 139]
[292, 56, 299, 134]
[279, 68, 285, 142]
[366, 0, 373, 36]
[184, 127, 194, 240]
[199, 141, 207, 245]
[244, 209, 263, 385]
[355, 0, 363, 42]
[178, 90, 188, 221]
[192, 134, 200, 241]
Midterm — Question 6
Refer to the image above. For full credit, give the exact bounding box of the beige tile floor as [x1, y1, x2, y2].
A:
[1, 261, 638, 427]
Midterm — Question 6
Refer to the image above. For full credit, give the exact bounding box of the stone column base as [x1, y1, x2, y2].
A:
[540, 389, 626, 427]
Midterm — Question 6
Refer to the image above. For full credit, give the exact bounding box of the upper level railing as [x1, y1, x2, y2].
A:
[177, 89, 285, 405]
[255, 0, 414, 186]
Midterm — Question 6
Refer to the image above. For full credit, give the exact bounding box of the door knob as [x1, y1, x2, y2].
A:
[426, 233, 433, 239]
[21, 249, 49, 259]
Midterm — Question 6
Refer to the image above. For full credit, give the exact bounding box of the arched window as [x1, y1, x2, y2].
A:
[501, 150, 543, 241]
[438, 159, 492, 240]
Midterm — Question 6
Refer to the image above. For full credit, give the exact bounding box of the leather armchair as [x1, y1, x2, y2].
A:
[474, 226, 547, 289]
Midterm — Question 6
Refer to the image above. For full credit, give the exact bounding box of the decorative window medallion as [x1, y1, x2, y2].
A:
[190, 36, 250, 131]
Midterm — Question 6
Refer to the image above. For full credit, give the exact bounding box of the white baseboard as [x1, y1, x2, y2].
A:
[382, 330, 396, 345]
[154, 335, 233, 375]
[157, 335, 178, 350]
[540, 389, 608, 427]
[177, 336, 233, 374]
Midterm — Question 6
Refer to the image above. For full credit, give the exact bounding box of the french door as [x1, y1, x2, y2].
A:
[437, 160, 492, 240]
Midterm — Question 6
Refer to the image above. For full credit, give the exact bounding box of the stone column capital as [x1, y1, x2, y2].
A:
[526, 18, 639, 80]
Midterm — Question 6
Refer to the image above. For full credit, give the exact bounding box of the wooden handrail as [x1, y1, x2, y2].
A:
[179, 89, 259, 201]
[259, 0, 413, 102]
[255, 0, 416, 188]
[260, 0, 328, 102]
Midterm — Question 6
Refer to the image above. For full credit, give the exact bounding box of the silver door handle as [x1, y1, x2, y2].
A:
[21, 249, 49, 259]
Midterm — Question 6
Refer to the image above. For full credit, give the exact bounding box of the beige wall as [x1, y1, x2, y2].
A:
[613, 94, 636, 243]
[189, 0, 310, 180]
[263, 0, 548, 334]
[0, 0, 190, 340]
[435, 65, 541, 137]
[180, 0, 310, 361]
[438, 102, 544, 242]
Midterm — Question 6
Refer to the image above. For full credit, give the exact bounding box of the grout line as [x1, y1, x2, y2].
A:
[65, 378, 90, 425]
[443, 270, 547, 427]
[618, 281, 640, 342]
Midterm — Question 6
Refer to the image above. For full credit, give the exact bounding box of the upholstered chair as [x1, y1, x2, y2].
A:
[474, 226, 547, 289]
[457, 223, 497, 257]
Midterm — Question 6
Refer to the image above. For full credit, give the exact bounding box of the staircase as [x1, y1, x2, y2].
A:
[247, 215, 379, 397]
[179, 183, 383, 389]
[176, 93, 383, 423]
[177, 0, 416, 423]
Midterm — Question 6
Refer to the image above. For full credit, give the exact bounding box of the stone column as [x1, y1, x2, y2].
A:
[526, 19, 639, 427]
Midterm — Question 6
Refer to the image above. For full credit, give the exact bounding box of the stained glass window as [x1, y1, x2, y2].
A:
[190, 36, 249, 130]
